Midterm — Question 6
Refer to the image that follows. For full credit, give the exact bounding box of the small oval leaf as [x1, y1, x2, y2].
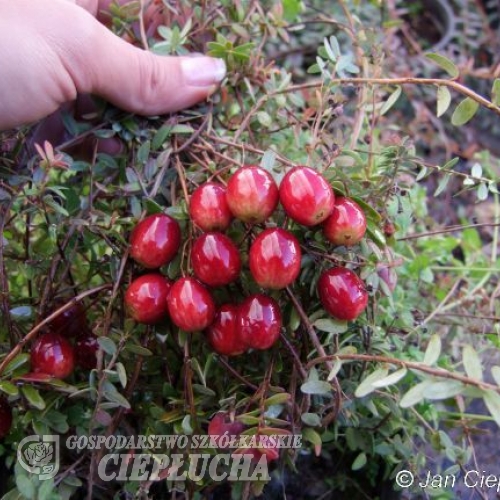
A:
[423, 334, 441, 366]
[436, 86, 452, 117]
[451, 98, 479, 126]
[463, 345, 483, 381]
[426, 53, 459, 78]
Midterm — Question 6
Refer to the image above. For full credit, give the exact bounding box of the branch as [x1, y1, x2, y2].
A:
[273, 77, 500, 118]
[306, 353, 500, 394]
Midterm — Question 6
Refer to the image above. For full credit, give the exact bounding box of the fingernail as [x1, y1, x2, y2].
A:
[181, 57, 226, 87]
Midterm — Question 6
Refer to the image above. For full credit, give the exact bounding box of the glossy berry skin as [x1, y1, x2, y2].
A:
[208, 412, 246, 444]
[317, 267, 368, 321]
[75, 333, 99, 370]
[238, 294, 282, 350]
[168, 278, 216, 332]
[125, 273, 172, 324]
[0, 397, 12, 439]
[31, 332, 75, 379]
[48, 300, 88, 337]
[279, 166, 334, 226]
[323, 197, 367, 246]
[189, 183, 232, 232]
[226, 166, 279, 223]
[206, 304, 245, 356]
[191, 233, 241, 287]
[130, 213, 181, 269]
[249, 228, 301, 290]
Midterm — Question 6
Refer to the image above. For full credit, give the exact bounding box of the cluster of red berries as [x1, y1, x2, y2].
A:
[29, 302, 99, 380]
[125, 165, 369, 356]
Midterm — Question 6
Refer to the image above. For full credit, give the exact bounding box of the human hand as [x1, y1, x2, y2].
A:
[0, 0, 226, 130]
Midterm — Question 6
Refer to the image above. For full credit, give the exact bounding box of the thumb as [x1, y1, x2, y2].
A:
[74, 24, 226, 115]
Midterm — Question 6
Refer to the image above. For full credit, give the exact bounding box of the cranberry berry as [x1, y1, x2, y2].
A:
[31, 332, 75, 379]
[206, 304, 245, 356]
[317, 267, 368, 321]
[249, 228, 302, 289]
[75, 333, 99, 370]
[0, 397, 13, 439]
[168, 277, 216, 332]
[226, 166, 279, 224]
[130, 213, 181, 269]
[191, 233, 241, 287]
[208, 412, 246, 448]
[47, 300, 88, 337]
[125, 273, 172, 324]
[323, 197, 367, 246]
[189, 182, 233, 232]
[238, 294, 282, 350]
[279, 166, 334, 226]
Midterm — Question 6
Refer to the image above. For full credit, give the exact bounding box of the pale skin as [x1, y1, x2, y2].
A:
[0, 0, 226, 130]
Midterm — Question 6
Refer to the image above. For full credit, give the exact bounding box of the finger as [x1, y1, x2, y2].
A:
[65, 22, 226, 115]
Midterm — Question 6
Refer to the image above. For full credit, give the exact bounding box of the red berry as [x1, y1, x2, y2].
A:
[75, 333, 99, 370]
[47, 300, 88, 337]
[130, 213, 181, 269]
[279, 166, 334, 226]
[226, 166, 279, 223]
[208, 412, 246, 447]
[238, 294, 282, 350]
[125, 273, 172, 324]
[31, 332, 75, 379]
[317, 267, 368, 321]
[0, 397, 12, 439]
[168, 277, 216, 332]
[323, 197, 367, 246]
[191, 233, 241, 287]
[189, 183, 232, 232]
[249, 228, 302, 290]
[206, 304, 245, 356]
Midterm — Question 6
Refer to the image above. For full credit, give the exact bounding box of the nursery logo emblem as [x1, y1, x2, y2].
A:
[18, 435, 60, 480]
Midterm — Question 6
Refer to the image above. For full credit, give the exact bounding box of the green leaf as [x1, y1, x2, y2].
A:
[423, 380, 464, 400]
[0, 381, 19, 397]
[301, 380, 332, 396]
[313, 318, 348, 334]
[264, 393, 291, 407]
[37, 479, 54, 500]
[97, 337, 117, 356]
[302, 427, 322, 447]
[380, 86, 402, 115]
[483, 390, 500, 427]
[355, 368, 389, 398]
[371, 367, 408, 388]
[492, 78, 500, 106]
[123, 344, 153, 356]
[116, 362, 127, 388]
[451, 97, 479, 126]
[436, 86, 452, 117]
[434, 173, 451, 197]
[400, 380, 431, 408]
[103, 388, 131, 409]
[282, 0, 302, 22]
[425, 53, 459, 78]
[327, 358, 343, 381]
[471, 162, 482, 178]
[477, 182, 489, 201]
[423, 334, 441, 366]
[21, 386, 45, 410]
[351, 452, 367, 471]
[463, 345, 482, 381]
[15, 476, 35, 500]
[301, 412, 322, 427]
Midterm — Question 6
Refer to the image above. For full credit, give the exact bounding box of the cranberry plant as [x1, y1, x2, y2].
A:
[1, 1, 500, 499]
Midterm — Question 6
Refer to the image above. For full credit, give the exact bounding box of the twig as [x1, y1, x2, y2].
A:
[273, 77, 500, 117]
[306, 353, 500, 394]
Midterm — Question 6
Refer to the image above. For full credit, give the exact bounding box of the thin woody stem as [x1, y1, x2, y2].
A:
[306, 353, 500, 394]
[272, 77, 500, 117]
